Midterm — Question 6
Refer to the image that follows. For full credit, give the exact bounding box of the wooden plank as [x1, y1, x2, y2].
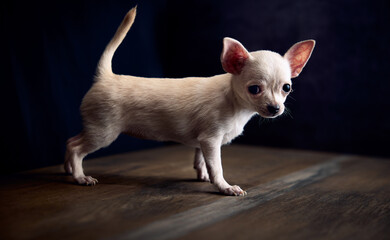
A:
[179, 155, 390, 240]
[0, 145, 389, 240]
[117, 156, 350, 240]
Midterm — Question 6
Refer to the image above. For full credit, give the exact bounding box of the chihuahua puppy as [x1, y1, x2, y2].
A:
[65, 7, 315, 196]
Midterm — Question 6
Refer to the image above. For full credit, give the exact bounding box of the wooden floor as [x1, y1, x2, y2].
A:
[1, 145, 390, 240]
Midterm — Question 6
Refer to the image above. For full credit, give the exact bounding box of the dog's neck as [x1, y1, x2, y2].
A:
[215, 74, 257, 122]
[225, 74, 256, 116]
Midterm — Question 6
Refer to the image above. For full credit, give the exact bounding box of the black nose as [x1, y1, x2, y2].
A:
[267, 105, 280, 115]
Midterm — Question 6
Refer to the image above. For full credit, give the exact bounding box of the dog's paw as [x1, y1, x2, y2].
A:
[75, 176, 98, 186]
[195, 164, 210, 182]
[220, 185, 247, 196]
[64, 161, 73, 175]
[197, 171, 210, 182]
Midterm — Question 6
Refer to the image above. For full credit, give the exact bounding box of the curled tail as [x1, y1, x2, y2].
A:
[96, 6, 137, 77]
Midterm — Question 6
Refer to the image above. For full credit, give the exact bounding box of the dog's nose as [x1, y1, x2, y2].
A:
[267, 104, 280, 115]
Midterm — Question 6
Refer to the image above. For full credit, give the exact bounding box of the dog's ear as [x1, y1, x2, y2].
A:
[221, 37, 250, 75]
[284, 40, 315, 78]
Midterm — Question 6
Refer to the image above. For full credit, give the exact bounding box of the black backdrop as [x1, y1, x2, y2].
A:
[2, 0, 390, 173]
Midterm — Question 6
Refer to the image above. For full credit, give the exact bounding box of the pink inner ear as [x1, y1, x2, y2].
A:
[222, 40, 250, 75]
[285, 40, 315, 78]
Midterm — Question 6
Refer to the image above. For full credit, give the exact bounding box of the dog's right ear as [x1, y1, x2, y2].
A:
[284, 40, 315, 78]
[221, 37, 250, 75]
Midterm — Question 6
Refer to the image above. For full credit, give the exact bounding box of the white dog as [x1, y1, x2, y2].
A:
[65, 7, 315, 196]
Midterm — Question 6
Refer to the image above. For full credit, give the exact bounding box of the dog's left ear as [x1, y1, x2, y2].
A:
[284, 40, 315, 78]
[221, 37, 251, 75]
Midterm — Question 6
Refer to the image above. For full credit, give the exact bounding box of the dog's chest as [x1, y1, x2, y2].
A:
[222, 111, 255, 145]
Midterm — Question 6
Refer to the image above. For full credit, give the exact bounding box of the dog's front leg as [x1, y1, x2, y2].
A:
[194, 148, 210, 182]
[200, 139, 247, 196]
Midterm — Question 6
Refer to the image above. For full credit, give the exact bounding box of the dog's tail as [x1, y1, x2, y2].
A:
[96, 6, 137, 77]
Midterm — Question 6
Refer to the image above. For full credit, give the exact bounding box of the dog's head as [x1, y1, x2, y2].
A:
[221, 38, 315, 118]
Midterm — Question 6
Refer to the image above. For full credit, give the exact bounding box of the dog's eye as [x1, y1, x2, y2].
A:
[282, 84, 291, 93]
[248, 85, 261, 95]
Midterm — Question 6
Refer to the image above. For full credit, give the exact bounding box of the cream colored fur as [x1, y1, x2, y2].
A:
[65, 7, 315, 196]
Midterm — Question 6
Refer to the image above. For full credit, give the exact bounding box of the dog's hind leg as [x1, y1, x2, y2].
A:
[64, 133, 83, 174]
[66, 128, 120, 185]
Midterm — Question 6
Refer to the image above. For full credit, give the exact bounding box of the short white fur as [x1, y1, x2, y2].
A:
[65, 7, 315, 196]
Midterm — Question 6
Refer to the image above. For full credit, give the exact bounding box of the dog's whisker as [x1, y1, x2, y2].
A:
[283, 107, 294, 119]
[287, 94, 296, 101]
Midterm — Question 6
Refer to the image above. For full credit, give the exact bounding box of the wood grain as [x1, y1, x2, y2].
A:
[0, 145, 389, 240]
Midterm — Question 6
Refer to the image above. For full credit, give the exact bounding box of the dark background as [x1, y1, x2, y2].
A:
[2, 0, 390, 173]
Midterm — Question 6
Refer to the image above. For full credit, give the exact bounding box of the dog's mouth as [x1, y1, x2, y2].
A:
[258, 108, 283, 119]
[259, 112, 280, 119]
